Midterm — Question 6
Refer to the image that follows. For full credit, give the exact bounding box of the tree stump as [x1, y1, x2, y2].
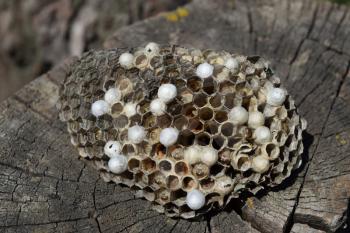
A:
[0, 0, 349, 232]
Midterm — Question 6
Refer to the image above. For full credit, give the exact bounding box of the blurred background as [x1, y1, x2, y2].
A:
[0, 0, 348, 101]
[0, 0, 190, 101]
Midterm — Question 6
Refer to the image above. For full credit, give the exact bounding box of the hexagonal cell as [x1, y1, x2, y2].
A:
[157, 114, 172, 128]
[178, 129, 195, 146]
[118, 78, 133, 94]
[93, 89, 105, 99]
[134, 54, 148, 69]
[182, 176, 198, 191]
[172, 189, 187, 203]
[159, 159, 173, 173]
[203, 78, 217, 95]
[210, 163, 225, 176]
[148, 128, 161, 143]
[104, 79, 116, 90]
[215, 110, 228, 123]
[141, 157, 157, 173]
[200, 177, 215, 190]
[170, 146, 184, 160]
[150, 56, 162, 69]
[218, 149, 232, 165]
[142, 112, 156, 129]
[111, 102, 123, 116]
[164, 203, 178, 216]
[157, 188, 172, 205]
[188, 118, 203, 133]
[143, 187, 156, 201]
[209, 94, 222, 108]
[113, 115, 129, 128]
[166, 175, 181, 190]
[165, 67, 180, 79]
[221, 122, 234, 137]
[227, 136, 241, 148]
[205, 192, 221, 205]
[224, 93, 235, 109]
[119, 170, 134, 181]
[129, 114, 142, 126]
[204, 121, 219, 135]
[128, 157, 140, 172]
[118, 129, 129, 141]
[193, 93, 208, 108]
[182, 103, 197, 118]
[149, 171, 166, 189]
[173, 116, 188, 130]
[235, 155, 251, 171]
[187, 76, 202, 92]
[167, 100, 182, 116]
[196, 132, 211, 146]
[236, 83, 253, 97]
[192, 163, 210, 180]
[134, 172, 147, 188]
[133, 90, 144, 102]
[198, 107, 213, 121]
[151, 143, 166, 159]
[139, 99, 150, 114]
[179, 89, 193, 104]
[174, 161, 189, 176]
[137, 141, 152, 155]
[122, 144, 135, 155]
[212, 135, 225, 150]
[175, 79, 186, 89]
[219, 81, 235, 94]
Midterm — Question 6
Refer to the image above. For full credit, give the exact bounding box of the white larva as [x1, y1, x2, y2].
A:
[158, 84, 177, 103]
[150, 98, 166, 116]
[248, 111, 265, 129]
[186, 189, 205, 210]
[128, 125, 146, 143]
[104, 88, 121, 105]
[184, 146, 201, 164]
[252, 156, 270, 173]
[119, 52, 134, 69]
[215, 176, 234, 195]
[159, 128, 179, 147]
[200, 146, 218, 167]
[104, 141, 122, 158]
[229, 106, 248, 125]
[224, 57, 239, 71]
[145, 42, 160, 57]
[124, 102, 138, 117]
[267, 87, 287, 106]
[254, 126, 272, 144]
[108, 155, 128, 174]
[196, 62, 214, 79]
[91, 100, 109, 117]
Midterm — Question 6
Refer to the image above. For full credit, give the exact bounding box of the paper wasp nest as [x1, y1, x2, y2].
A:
[58, 43, 307, 219]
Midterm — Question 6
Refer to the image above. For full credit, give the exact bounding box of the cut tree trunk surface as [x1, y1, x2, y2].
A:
[0, 0, 349, 232]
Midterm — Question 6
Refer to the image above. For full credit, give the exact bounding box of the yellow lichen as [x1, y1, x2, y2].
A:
[336, 133, 347, 145]
[164, 12, 179, 22]
[246, 197, 255, 209]
[176, 7, 189, 17]
[163, 7, 189, 22]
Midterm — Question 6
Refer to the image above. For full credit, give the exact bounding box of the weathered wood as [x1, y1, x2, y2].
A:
[293, 67, 350, 231]
[0, 0, 349, 232]
[290, 223, 326, 233]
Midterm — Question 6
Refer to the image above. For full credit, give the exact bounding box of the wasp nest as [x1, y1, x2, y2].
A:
[58, 43, 307, 219]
